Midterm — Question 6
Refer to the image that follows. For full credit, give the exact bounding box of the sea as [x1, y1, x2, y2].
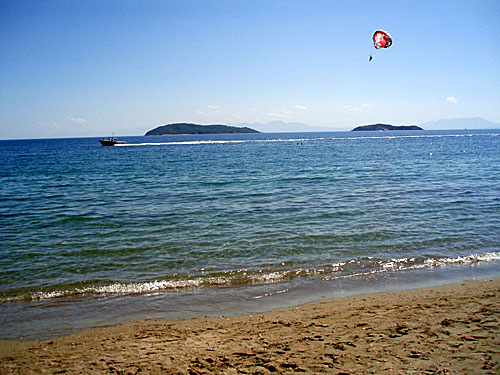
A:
[1, 129, 499, 340]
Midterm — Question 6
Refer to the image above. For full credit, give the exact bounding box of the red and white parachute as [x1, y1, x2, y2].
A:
[373, 30, 392, 49]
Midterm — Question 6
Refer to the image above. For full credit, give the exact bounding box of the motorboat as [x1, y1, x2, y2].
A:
[99, 137, 125, 146]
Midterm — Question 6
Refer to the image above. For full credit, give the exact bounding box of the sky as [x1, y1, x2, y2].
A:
[1, 0, 499, 139]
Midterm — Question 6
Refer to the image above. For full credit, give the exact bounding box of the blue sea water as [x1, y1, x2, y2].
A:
[1, 130, 499, 339]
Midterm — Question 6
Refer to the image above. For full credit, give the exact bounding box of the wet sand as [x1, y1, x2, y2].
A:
[1, 278, 499, 374]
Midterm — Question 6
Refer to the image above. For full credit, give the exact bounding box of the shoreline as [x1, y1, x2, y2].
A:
[2, 261, 499, 342]
[1, 278, 498, 374]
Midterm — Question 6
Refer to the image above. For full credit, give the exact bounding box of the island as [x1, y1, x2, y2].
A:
[352, 124, 423, 131]
[145, 123, 260, 136]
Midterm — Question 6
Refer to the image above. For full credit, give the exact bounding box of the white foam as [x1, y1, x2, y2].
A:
[4, 251, 498, 303]
[253, 287, 292, 299]
[117, 132, 499, 148]
[322, 252, 500, 281]
[118, 140, 247, 146]
[423, 252, 500, 267]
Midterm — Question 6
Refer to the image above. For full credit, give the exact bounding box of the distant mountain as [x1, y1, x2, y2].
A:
[145, 123, 259, 136]
[419, 117, 500, 130]
[235, 121, 340, 133]
[352, 124, 422, 131]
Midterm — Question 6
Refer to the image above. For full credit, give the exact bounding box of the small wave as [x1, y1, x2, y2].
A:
[423, 252, 500, 267]
[322, 252, 500, 281]
[2, 251, 498, 303]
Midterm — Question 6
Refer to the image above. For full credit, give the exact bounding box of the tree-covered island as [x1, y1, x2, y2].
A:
[352, 124, 423, 131]
[145, 123, 260, 135]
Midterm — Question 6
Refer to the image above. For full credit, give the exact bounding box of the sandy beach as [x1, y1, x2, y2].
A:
[1, 278, 499, 374]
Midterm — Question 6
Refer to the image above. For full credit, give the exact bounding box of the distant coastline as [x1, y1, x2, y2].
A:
[145, 123, 260, 136]
[352, 124, 423, 131]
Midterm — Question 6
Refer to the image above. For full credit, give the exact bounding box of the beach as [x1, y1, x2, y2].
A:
[2, 1, 500, 373]
[2, 132, 500, 340]
[1, 278, 498, 374]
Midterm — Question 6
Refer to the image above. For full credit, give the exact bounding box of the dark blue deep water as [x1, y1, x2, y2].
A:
[1, 130, 499, 339]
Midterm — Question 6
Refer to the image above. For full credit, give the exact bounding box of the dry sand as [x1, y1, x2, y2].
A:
[1, 278, 499, 374]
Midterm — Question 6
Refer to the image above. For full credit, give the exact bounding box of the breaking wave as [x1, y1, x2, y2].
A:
[3, 251, 498, 303]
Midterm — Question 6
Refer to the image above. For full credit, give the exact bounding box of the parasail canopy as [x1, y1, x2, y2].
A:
[373, 30, 392, 49]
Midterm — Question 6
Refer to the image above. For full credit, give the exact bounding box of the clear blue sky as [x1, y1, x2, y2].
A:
[1, 0, 499, 139]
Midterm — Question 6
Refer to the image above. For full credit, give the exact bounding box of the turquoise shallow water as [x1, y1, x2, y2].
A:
[1, 130, 499, 339]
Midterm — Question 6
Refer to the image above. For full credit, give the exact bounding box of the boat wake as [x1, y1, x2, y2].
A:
[117, 132, 499, 147]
